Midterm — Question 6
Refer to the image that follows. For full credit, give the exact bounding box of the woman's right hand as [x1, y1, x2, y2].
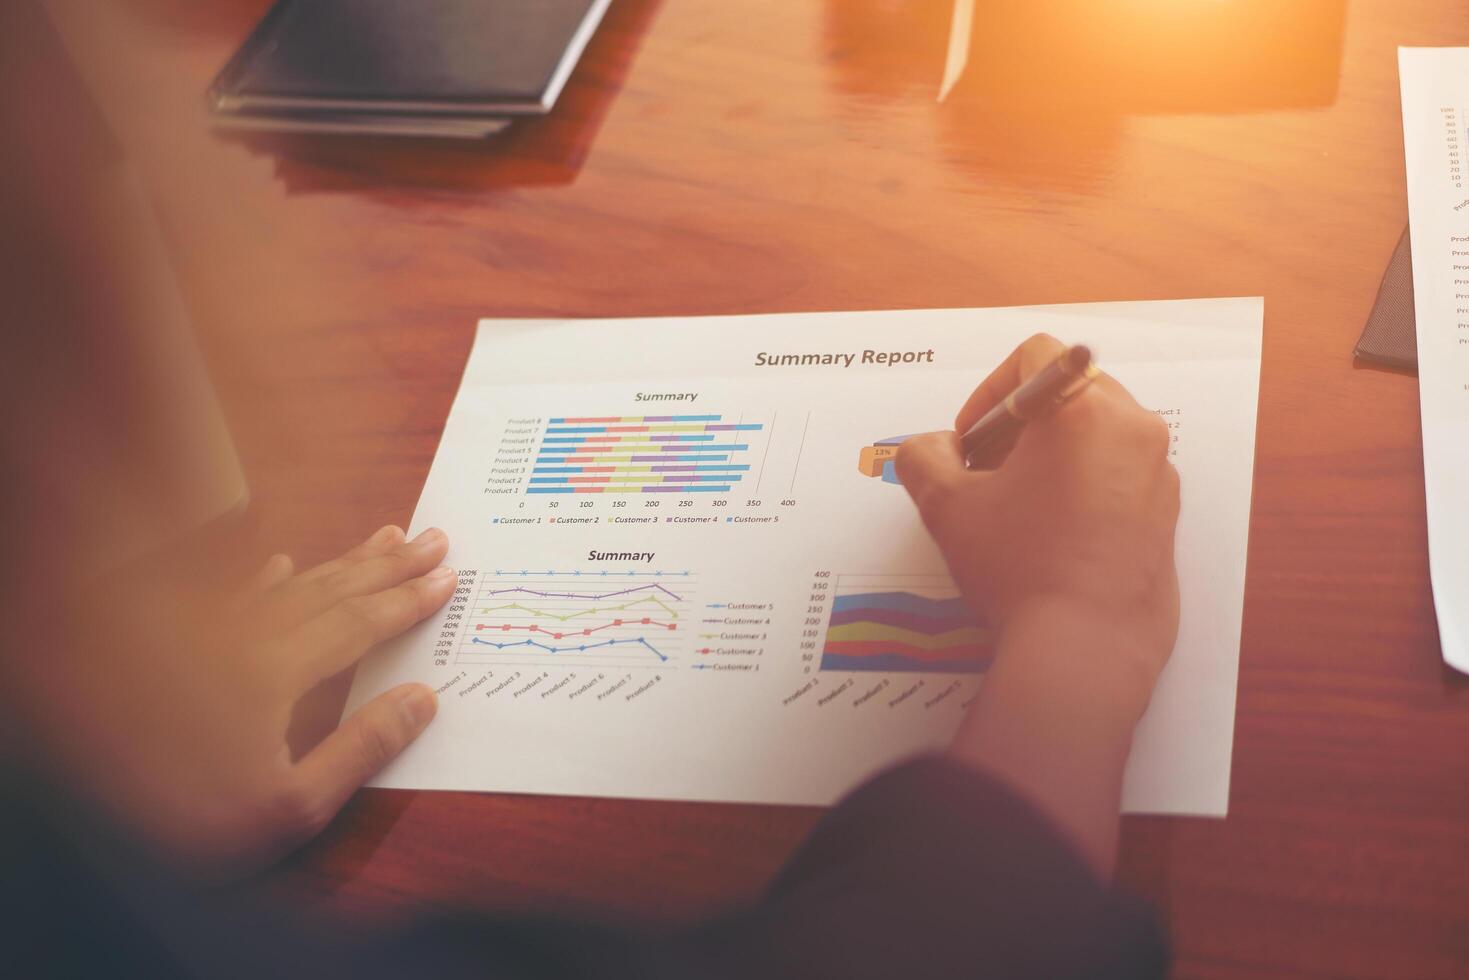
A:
[894, 333, 1182, 705]
[893, 334, 1182, 876]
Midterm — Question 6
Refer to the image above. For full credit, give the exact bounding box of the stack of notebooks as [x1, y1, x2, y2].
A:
[209, 0, 613, 138]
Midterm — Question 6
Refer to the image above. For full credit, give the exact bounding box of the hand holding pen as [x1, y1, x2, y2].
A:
[891, 333, 1181, 875]
[960, 343, 1099, 469]
[896, 331, 1180, 639]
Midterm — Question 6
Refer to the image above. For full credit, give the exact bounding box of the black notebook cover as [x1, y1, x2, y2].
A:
[211, 0, 611, 117]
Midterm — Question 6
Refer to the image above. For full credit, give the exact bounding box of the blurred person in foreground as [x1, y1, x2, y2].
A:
[1, 4, 1177, 977]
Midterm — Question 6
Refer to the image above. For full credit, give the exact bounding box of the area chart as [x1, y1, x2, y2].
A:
[821, 574, 993, 674]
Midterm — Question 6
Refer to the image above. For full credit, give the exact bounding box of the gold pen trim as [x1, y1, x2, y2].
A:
[1058, 363, 1100, 402]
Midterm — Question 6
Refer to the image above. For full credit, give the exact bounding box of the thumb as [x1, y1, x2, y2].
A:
[893, 431, 972, 532]
[290, 683, 437, 837]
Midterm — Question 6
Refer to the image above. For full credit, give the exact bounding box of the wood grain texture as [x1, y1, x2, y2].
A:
[45, 1, 1469, 976]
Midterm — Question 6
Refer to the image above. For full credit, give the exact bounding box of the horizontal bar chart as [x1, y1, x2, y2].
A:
[527, 485, 733, 494]
[530, 414, 763, 495]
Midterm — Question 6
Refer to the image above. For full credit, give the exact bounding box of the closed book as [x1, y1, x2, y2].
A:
[210, 0, 611, 119]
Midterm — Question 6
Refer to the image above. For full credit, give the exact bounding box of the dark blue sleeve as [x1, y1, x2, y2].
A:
[687, 756, 1169, 979]
[359, 757, 1168, 980]
[3, 758, 1166, 980]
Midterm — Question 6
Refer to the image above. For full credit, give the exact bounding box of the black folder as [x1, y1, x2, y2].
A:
[210, 0, 611, 129]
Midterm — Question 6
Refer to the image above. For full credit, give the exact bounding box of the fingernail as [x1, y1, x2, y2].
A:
[396, 685, 437, 728]
[427, 565, 455, 582]
[411, 527, 446, 547]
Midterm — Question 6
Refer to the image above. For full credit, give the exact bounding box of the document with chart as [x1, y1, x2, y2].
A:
[1399, 48, 1469, 674]
[345, 298, 1263, 816]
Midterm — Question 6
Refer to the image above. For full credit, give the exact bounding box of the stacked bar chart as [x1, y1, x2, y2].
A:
[821, 574, 994, 674]
[528, 414, 764, 494]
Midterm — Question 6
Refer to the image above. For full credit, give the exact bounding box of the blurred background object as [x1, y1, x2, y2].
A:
[207, 0, 661, 195]
[824, 0, 1348, 189]
[0, 2, 249, 581]
[208, 0, 613, 139]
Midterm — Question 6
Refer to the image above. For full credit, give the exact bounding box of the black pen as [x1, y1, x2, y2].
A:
[960, 345, 1098, 469]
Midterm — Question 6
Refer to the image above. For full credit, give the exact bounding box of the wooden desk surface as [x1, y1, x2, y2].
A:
[49, 1, 1469, 976]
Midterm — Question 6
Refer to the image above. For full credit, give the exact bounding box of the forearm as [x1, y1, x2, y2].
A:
[948, 598, 1156, 878]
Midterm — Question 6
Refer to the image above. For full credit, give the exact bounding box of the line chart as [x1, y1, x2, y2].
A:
[468, 636, 672, 662]
[477, 596, 681, 621]
[456, 570, 696, 668]
[473, 618, 677, 637]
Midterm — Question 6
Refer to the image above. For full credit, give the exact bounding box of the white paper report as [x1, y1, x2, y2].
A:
[1400, 48, 1469, 674]
[345, 299, 1263, 816]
